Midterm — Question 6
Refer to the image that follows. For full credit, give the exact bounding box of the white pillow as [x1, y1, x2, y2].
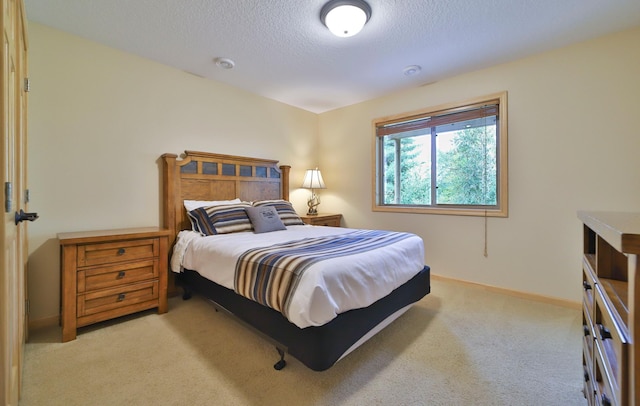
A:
[184, 198, 241, 212]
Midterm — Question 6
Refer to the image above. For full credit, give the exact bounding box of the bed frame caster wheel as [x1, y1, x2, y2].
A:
[182, 289, 192, 300]
[274, 347, 286, 370]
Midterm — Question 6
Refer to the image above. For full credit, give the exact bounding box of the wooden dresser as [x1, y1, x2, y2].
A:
[579, 211, 639, 406]
[59, 227, 171, 342]
[300, 213, 342, 227]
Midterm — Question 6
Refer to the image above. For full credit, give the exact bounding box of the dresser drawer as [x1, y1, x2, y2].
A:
[77, 280, 159, 318]
[582, 358, 595, 406]
[594, 285, 629, 405]
[77, 259, 158, 293]
[582, 262, 596, 320]
[582, 311, 595, 370]
[594, 341, 617, 406]
[77, 238, 159, 267]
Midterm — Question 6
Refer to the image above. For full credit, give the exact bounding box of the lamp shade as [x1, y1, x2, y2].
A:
[301, 169, 326, 189]
[320, 0, 371, 38]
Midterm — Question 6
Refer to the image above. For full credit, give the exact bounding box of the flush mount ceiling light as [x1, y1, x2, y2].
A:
[403, 65, 422, 76]
[214, 57, 235, 69]
[320, 0, 372, 38]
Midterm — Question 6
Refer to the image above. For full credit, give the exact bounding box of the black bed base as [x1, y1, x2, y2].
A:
[177, 266, 430, 371]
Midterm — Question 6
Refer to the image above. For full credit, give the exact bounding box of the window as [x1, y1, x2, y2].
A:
[373, 92, 508, 217]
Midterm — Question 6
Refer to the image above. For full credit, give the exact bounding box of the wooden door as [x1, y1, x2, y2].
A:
[1, 0, 28, 404]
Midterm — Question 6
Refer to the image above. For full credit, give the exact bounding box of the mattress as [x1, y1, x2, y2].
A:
[171, 225, 425, 328]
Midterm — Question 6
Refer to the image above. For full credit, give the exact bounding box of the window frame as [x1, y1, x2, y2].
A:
[372, 91, 508, 217]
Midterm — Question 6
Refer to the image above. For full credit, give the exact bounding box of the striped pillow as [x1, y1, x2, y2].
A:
[252, 199, 304, 226]
[188, 202, 253, 236]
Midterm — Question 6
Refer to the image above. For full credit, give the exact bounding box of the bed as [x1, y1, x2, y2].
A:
[161, 151, 431, 371]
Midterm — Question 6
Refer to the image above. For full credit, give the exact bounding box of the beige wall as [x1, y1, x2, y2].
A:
[318, 26, 640, 303]
[27, 21, 640, 323]
[26, 23, 318, 322]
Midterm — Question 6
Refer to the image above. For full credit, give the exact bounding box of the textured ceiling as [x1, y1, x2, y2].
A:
[24, 0, 640, 113]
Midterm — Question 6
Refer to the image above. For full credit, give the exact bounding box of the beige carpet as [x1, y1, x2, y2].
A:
[20, 278, 586, 406]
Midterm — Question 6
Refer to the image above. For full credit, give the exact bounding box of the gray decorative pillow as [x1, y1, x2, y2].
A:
[246, 206, 286, 233]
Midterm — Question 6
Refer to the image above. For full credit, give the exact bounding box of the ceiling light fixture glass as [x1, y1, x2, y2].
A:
[320, 0, 372, 38]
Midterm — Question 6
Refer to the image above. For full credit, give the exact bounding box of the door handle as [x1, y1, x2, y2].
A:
[15, 209, 39, 225]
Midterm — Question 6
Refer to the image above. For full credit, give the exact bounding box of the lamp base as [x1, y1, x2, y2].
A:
[306, 194, 321, 216]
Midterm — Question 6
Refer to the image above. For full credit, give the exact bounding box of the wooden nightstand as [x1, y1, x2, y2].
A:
[58, 227, 171, 342]
[300, 213, 342, 227]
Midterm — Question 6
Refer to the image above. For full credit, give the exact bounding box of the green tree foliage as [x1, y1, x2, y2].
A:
[436, 126, 496, 205]
[382, 125, 496, 206]
[383, 135, 430, 204]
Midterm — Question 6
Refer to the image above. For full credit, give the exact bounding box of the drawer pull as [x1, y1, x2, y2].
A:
[598, 324, 612, 340]
[583, 325, 590, 337]
[582, 280, 592, 291]
[117, 271, 126, 279]
[117, 293, 126, 302]
[117, 248, 126, 256]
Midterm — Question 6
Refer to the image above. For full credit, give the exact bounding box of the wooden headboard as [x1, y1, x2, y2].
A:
[161, 150, 290, 247]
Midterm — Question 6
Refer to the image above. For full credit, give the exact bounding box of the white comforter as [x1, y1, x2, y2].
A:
[171, 225, 425, 328]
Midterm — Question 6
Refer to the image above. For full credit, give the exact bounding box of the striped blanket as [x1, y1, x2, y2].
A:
[234, 229, 414, 320]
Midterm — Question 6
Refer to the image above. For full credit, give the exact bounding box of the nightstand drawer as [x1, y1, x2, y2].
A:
[301, 213, 342, 227]
[77, 280, 159, 318]
[77, 259, 158, 292]
[311, 218, 340, 227]
[77, 238, 159, 267]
